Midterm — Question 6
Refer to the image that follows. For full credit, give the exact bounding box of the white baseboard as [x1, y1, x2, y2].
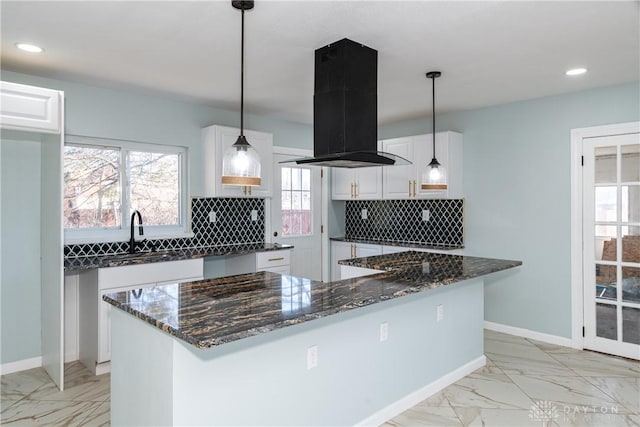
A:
[484, 321, 573, 348]
[356, 355, 486, 426]
[0, 356, 42, 375]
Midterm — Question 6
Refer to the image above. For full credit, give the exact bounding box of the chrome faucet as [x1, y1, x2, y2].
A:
[129, 210, 144, 254]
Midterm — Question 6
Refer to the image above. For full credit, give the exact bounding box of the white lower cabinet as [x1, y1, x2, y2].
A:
[78, 258, 203, 375]
[225, 249, 291, 276]
[332, 241, 464, 280]
[330, 241, 382, 280]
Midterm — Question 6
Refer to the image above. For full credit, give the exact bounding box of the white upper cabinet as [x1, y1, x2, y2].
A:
[381, 131, 463, 199]
[0, 81, 62, 134]
[381, 136, 415, 198]
[331, 166, 383, 200]
[202, 125, 273, 198]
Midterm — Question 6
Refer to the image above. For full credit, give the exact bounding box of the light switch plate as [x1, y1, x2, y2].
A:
[361, 209, 368, 220]
[209, 211, 217, 223]
[422, 209, 430, 222]
[251, 210, 258, 221]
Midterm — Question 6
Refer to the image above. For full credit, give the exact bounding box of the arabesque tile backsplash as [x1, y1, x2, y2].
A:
[345, 199, 464, 247]
[64, 197, 265, 259]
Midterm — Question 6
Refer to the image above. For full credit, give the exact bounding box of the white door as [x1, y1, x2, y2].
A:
[583, 133, 640, 360]
[272, 153, 323, 281]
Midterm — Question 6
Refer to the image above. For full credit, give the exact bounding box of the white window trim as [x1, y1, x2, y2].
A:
[64, 134, 192, 244]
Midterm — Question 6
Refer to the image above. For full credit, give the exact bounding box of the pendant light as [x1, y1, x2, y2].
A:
[221, 0, 261, 186]
[421, 71, 447, 191]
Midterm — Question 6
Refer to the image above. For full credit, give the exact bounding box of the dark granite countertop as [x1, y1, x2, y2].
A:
[102, 251, 521, 349]
[64, 243, 293, 271]
[330, 237, 464, 251]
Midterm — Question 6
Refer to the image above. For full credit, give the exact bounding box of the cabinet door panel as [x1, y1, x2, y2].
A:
[0, 81, 61, 133]
[355, 167, 383, 199]
[331, 241, 354, 280]
[382, 137, 414, 199]
[332, 168, 354, 200]
[356, 243, 382, 258]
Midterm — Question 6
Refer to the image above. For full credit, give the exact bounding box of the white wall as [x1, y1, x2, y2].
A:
[1, 134, 42, 364]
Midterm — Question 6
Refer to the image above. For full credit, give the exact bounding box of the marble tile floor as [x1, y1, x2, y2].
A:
[1, 331, 637, 426]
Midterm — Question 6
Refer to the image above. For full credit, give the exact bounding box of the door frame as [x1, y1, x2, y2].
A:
[267, 146, 329, 282]
[570, 121, 640, 350]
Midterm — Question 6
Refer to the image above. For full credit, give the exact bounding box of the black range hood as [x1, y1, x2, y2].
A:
[287, 38, 410, 168]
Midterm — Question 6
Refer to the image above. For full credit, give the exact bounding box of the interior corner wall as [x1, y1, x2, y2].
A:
[380, 81, 640, 338]
[1, 134, 43, 364]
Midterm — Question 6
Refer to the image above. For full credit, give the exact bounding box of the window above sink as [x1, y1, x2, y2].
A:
[63, 134, 191, 244]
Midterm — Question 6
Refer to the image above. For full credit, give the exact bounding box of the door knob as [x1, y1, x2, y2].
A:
[273, 231, 278, 237]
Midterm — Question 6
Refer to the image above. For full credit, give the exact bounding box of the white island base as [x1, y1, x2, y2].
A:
[110, 278, 486, 426]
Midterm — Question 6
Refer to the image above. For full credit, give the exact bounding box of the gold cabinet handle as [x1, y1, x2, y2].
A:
[249, 186, 252, 196]
[409, 180, 412, 197]
[354, 183, 358, 198]
[350, 183, 355, 198]
[413, 180, 417, 197]
[268, 257, 285, 262]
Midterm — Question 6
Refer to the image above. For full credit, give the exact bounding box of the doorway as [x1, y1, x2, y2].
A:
[269, 150, 324, 281]
[572, 122, 640, 360]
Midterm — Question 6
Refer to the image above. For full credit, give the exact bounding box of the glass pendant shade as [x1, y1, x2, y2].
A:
[221, 135, 261, 186]
[421, 158, 447, 190]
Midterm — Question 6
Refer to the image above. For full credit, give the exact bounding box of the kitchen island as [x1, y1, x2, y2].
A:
[104, 251, 521, 426]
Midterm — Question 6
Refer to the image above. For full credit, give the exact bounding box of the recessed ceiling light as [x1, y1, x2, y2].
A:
[16, 43, 44, 53]
[566, 68, 587, 76]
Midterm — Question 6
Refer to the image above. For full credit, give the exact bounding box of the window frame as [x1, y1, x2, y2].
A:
[63, 134, 190, 244]
[280, 166, 313, 238]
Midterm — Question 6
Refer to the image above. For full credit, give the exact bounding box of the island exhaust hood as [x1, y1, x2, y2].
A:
[286, 38, 410, 168]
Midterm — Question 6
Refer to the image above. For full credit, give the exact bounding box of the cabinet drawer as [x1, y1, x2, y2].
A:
[256, 250, 290, 269]
[99, 258, 203, 290]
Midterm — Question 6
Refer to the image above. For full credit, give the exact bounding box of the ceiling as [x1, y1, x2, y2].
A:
[1, 1, 638, 125]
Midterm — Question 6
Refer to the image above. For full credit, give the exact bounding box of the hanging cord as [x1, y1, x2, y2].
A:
[431, 74, 436, 157]
[240, 7, 244, 137]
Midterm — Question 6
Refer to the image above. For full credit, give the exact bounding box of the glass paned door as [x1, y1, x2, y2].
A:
[583, 134, 640, 359]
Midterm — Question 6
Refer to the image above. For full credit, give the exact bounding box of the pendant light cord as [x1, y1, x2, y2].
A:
[240, 7, 245, 137]
[431, 74, 436, 157]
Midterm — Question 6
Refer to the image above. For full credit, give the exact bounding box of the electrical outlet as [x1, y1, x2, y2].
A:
[436, 304, 444, 322]
[251, 210, 258, 221]
[361, 208, 368, 220]
[209, 211, 217, 223]
[379, 322, 389, 342]
[422, 209, 430, 222]
[307, 345, 318, 369]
